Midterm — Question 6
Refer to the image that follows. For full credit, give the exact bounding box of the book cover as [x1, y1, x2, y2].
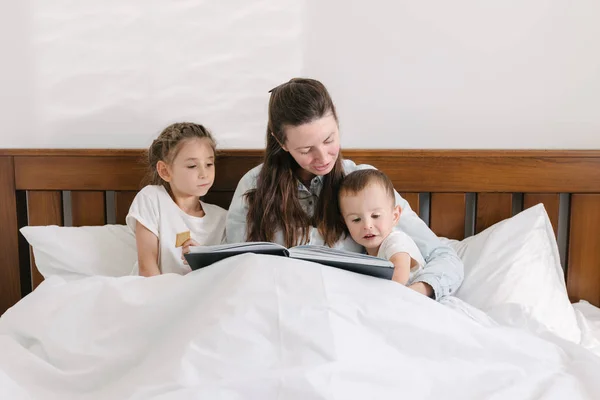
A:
[184, 242, 394, 279]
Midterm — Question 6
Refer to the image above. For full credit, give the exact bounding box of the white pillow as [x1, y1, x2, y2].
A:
[20, 225, 137, 279]
[443, 204, 581, 343]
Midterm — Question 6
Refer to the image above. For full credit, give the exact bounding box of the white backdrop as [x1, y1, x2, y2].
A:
[1, 1, 599, 149]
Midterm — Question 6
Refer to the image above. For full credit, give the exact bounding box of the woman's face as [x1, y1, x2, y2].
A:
[281, 113, 340, 178]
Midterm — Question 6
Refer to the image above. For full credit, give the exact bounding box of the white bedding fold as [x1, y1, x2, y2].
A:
[1, 254, 599, 399]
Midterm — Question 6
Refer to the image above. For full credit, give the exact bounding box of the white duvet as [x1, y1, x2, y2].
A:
[1, 254, 599, 400]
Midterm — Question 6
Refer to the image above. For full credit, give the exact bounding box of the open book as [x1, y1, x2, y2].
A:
[184, 242, 394, 279]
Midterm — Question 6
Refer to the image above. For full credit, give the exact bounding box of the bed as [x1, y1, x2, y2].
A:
[1, 149, 600, 399]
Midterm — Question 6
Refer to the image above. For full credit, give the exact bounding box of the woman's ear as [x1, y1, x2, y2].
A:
[393, 204, 401, 225]
[156, 160, 171, 182]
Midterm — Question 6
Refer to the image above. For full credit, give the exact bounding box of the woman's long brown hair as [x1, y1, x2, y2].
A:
[245, 78, 346, 247]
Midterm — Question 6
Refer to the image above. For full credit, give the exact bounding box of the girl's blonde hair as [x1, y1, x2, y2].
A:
[145, 122, 216, 188]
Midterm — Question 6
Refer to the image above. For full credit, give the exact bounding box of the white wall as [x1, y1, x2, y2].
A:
[0, 0, 303, 149]
[304, 0, 600, 149]
[1, 1, 599, 149]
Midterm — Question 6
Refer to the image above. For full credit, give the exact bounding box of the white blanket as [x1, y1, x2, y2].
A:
[574, 301, 600, 357]
[1, 254, 599, 399]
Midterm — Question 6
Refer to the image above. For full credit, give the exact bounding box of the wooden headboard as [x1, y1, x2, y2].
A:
[1, 149, 599, 314]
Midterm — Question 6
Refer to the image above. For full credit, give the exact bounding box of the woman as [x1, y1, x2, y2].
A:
[226, 78, 463, 300]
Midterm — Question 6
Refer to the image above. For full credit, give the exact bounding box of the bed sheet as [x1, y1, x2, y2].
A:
[574, 300, 600, 357]
[1, 254, 599, 400]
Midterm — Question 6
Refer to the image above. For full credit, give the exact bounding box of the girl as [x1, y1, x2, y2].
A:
[127, 122, 227, 276]
[226, 78, 464, 300]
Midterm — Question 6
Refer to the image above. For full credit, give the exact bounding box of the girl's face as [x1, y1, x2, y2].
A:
[281, 113, 340, 180]
[158, 138, 215, 198]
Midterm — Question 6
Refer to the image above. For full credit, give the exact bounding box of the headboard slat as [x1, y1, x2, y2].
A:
[0, 156, 21, 312]
[524, 194, 560, 237]
[27, 191, 63, 289]
[400, 192, 420, 216]
[71, 191, 106, 226]
[115, 191, 137, 225]
[567, 194, 600, 306]
[430, 193, 466, 240]
[476, 193, 513, 234]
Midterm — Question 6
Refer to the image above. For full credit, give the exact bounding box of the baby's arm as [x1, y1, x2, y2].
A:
[380, 231, 424, 286]
[389, 252, 412, 285]
[135, 221, 161, 277]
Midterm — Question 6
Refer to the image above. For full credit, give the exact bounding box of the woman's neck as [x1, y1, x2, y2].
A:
[296, 168, 316, 188]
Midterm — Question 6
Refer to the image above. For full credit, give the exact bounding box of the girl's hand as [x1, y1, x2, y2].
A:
[181, 238, 200, 265]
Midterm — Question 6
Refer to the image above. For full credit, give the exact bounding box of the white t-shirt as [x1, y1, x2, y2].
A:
[126, 185, 227, 275]
[377, 231, 426, 281]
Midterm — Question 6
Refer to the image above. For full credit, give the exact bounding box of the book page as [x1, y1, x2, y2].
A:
[289, 245, 392, 267]
[189, 242, 286, 254]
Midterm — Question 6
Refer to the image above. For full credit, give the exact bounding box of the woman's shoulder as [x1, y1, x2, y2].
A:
[244, 163, 264, 177]
[236, 163, 264, 188]
[341, 158, 376, 174]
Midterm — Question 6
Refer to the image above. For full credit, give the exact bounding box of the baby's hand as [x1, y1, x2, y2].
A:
[180, 238, 200, 265]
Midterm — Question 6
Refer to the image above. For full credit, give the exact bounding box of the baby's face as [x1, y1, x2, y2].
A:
[339, 183, 400, 253]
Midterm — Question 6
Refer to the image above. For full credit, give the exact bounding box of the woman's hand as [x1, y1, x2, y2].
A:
[180, 238, 200, 265]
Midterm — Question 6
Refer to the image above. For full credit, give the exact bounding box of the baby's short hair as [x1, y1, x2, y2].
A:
[339, 169, 396, 204]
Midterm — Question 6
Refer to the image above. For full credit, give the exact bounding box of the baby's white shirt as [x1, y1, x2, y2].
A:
[377, 231, 426, 280]
[126, 185, 227, 275]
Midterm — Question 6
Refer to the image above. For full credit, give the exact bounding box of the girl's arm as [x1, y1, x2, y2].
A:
[389, 252, 412, 285]
[135, 221, 161, 277]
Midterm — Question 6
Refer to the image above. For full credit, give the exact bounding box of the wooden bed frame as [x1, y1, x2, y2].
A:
[1, 149, 599, 314]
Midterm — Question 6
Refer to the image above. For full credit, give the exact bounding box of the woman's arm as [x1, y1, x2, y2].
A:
[135, 221, 161, 277]
[226, 166, 260, 244]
